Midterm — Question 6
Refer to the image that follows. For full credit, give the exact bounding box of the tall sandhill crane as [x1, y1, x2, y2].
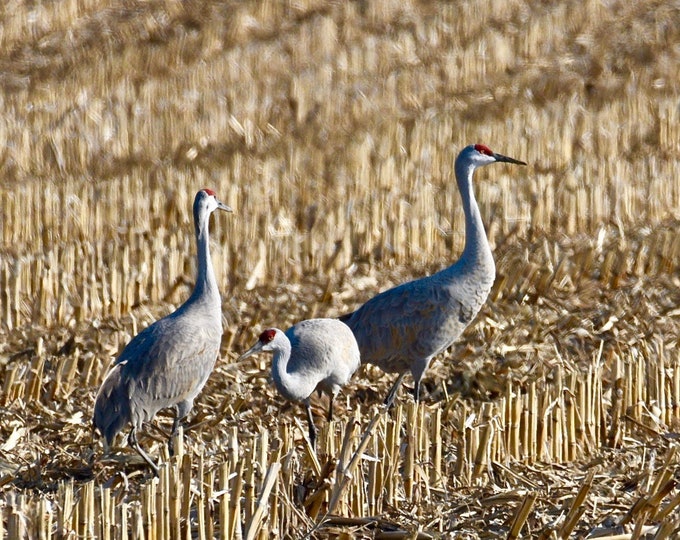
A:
[94, 189, 232, 475]
[340, 144, 526, 406]
[238, 318, 361, 448]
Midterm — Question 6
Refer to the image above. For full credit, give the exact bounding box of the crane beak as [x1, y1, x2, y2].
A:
[237, 341, 263, 361]
[217, 201, 233, 212]
[493, 152, 527, 166]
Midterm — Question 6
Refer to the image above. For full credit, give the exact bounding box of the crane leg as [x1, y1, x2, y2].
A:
[168, 415, 183, 456]
[327, 393, 335, 422]
[305, 401, 318, 449]
[384, 372, 407, 409]
[129, 427, 160, 477]
[414, 379, 422, 403]
[169, 402, 191, 456]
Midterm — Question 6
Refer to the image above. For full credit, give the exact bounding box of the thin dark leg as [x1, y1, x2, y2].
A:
[168, 414, 182, 456]
[170, 402, 191, 456]
[384, 372, 407, 409]
[327, 393, 335, 422]
[305, 401, 318, 449]
[129, 427, 159, 477]
[414, 379, 422, 403]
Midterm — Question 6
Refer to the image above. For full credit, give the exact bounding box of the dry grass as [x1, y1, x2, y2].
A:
[1, 0, 680, 538]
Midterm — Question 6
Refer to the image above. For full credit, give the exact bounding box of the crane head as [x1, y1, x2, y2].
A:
[237, 328, 281, 360]
[197, 188, 233, 214]
[470, 144, 527, 166]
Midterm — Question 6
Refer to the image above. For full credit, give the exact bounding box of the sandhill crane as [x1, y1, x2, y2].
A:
[238, 318, 361, 448]
[340, 144, 526, 406]
[94, 189, 232, 475]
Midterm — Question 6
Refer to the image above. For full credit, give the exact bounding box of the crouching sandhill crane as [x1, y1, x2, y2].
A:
[340, 144, 526, 406]
[238, 318, 361, 448]
[94, 189, 232, 476]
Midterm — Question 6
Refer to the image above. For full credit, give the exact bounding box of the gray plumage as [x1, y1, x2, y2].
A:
[340, 144, 526, 406]
[238, 318, 361, 448]
[94, 189, 232, 475]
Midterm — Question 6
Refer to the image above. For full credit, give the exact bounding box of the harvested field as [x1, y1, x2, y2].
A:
[1, 0, 680, 538]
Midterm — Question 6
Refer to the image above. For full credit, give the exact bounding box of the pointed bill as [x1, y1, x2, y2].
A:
[493, 152, 527, 166]
[217, 200, 233, 212]
[237, 340, 264, 361]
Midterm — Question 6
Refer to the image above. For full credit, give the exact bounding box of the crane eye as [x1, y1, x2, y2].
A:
[259, 329, 276, 343]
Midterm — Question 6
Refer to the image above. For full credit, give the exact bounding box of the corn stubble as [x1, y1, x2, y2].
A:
[1, 0, 680, 538]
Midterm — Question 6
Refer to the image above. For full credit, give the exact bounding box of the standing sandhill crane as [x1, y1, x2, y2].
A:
[340, 144, 526, 406]
[94, 189, 232, 476]
[238, 318, 361, 448]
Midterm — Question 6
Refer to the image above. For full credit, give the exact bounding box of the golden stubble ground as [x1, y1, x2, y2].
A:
[1, 0, 680, 538]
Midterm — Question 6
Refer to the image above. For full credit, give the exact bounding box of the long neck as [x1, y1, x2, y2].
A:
[449, 159, 494, 277]
[272, 338, 316, 401]
[188, 207, 220, 307]
[271, 340, 297, 399]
